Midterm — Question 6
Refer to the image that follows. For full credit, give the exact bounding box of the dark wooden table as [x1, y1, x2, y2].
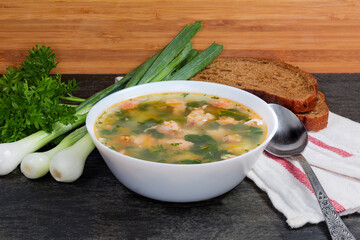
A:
[1, 74, 359, 240]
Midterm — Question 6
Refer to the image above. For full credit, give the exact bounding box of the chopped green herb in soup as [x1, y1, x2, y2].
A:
[95, 93, 267, 164]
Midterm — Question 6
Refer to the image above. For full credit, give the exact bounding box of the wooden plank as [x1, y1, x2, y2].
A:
[1, 0, 360, 73]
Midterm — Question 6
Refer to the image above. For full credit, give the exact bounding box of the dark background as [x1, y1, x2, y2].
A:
[0, 74, 359, 240]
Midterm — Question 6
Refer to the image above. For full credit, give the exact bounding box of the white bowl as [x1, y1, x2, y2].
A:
[86, 81, 278, 202]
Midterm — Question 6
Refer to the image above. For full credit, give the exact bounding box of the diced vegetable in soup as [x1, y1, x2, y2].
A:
[95, 93, 267, 164]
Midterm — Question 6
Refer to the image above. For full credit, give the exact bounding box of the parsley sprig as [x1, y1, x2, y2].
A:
[0, 45, 79, 142]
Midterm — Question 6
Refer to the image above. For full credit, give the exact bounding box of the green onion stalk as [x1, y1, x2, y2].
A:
[136, 21, 202, 85]
[50, 133, 95, 183]
[20, 125, 88, 179]
[0, 21, 223, 178]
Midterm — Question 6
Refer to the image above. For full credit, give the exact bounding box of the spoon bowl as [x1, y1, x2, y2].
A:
[265, 104, 308, 157]
[266, 104, 355, 240]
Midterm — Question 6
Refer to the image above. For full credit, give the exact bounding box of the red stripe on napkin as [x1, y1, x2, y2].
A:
[264, 152, 346, 213]
[308, 136, 353, 157]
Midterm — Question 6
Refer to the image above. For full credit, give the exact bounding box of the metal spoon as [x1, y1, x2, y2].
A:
[265, 104, 355, 240]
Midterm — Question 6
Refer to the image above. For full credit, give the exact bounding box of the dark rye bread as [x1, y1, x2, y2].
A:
[191, 57, 318, 113]
[191, 57, 329, 131]
[296, 91, 329, 131]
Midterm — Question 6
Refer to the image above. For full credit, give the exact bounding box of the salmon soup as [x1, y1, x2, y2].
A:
[94, 92, 267, 164]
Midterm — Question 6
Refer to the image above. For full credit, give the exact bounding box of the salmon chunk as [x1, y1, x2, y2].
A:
[210, 100, 235, 109]
[162, 138, 194, 150]
[148, 120, 182, 136]
[166, 99, 186, 115]
[222, 134, 242, 143]
[216, 116, 238, 125]
[187, 108, 215, 126]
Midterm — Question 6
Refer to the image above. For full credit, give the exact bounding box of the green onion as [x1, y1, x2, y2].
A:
[181, 49, 199, 67]
[75, 70, 134, 111]
[150, 42, 193, 83]
[167, 42, 223, 80]
[20, 125, 88, 179]
[125, 49, 163, 87]
[137, 21, 202, 84]
[162, 49, 199, 81]
[0, 115, 86, 176]
[50, 133, 95, 183]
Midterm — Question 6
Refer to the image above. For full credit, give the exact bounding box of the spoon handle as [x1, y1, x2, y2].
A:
[291, 154, 356, 240]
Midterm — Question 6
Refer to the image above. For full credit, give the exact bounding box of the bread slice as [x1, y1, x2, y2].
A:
[190, 57, 318, 113]
[296, 91, 329, 131]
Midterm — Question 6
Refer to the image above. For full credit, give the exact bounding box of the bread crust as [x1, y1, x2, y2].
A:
[191, 57, 318, 113]
[191, 57, 328, 131]
[240, 87, 318, 114]
[296, 91, 329, 131]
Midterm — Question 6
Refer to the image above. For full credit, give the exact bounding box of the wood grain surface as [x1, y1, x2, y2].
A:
[1, 0, 360, 74]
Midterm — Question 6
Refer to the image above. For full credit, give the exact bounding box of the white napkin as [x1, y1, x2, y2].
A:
[247, 112, 360, 228]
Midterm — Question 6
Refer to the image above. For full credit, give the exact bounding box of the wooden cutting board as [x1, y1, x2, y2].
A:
[1, 0, 360, 74]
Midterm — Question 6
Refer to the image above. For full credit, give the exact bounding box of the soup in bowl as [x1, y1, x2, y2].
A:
[86, 81, 278, 202]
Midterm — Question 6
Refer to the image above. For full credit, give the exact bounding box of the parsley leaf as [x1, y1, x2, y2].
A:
[0, 45, 79, 143]
[218, 109, 250, 121]
[184, 134, 230, 161]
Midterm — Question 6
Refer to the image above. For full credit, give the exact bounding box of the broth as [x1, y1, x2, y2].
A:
[95, 92, 267, 164]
